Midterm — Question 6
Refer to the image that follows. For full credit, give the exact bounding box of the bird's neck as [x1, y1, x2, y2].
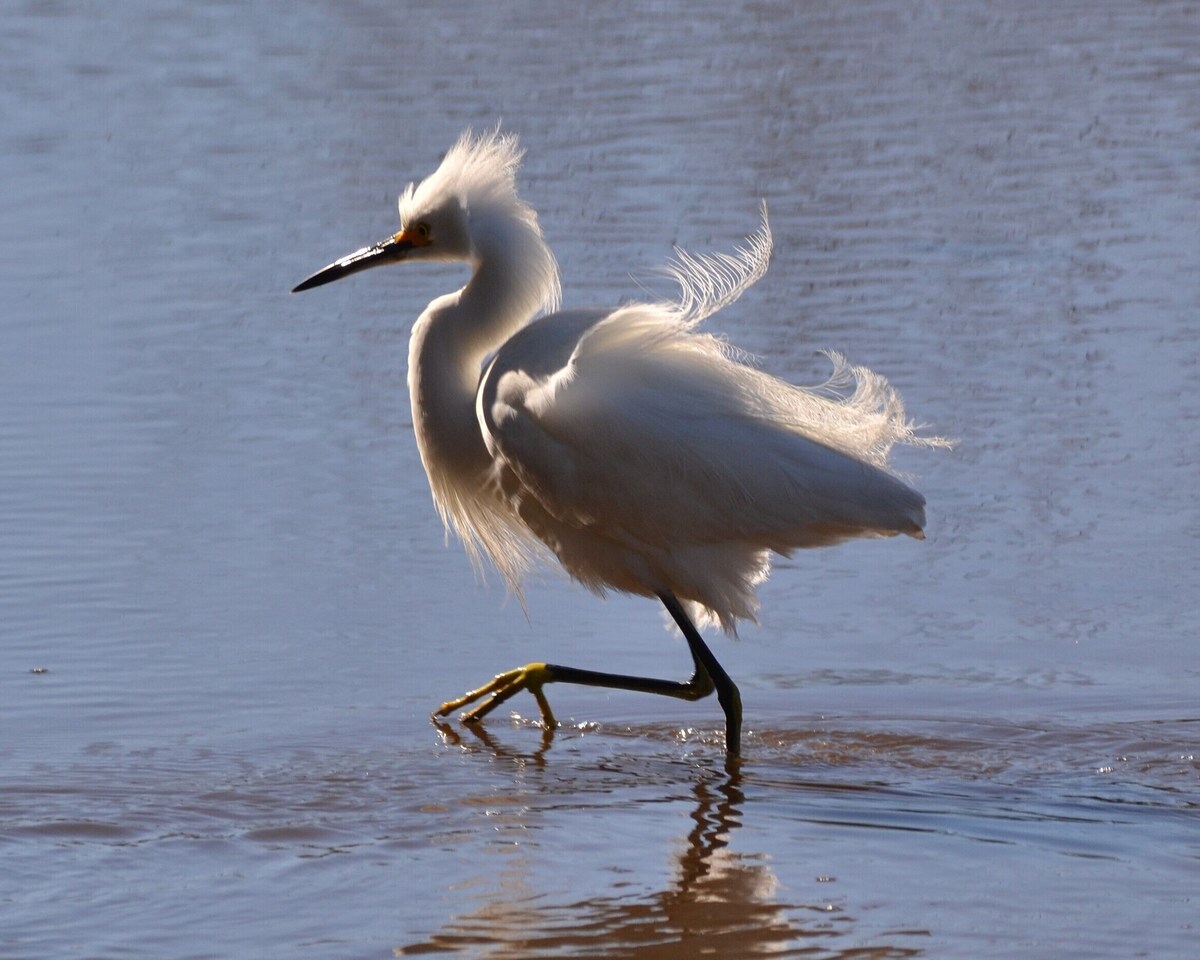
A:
[407, 216, 560, 480]
[460, 215, 561, 355]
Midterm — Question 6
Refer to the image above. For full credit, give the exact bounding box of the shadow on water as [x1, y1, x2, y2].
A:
[399, 723, 929, 959]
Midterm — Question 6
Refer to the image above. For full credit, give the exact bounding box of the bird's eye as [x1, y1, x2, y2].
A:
[415, 222, 431, 241]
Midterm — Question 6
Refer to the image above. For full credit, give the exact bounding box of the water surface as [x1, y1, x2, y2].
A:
[2, 1, 1197, 957]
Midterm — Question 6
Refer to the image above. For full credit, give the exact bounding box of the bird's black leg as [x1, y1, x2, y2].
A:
[657, 592, 743, 757]
[433, 591, 742, 756]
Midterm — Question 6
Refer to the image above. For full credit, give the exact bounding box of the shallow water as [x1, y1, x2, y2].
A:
[2, 1, 1197, 957]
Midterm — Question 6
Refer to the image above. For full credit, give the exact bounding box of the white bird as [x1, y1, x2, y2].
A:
[293, 130, 947, 757]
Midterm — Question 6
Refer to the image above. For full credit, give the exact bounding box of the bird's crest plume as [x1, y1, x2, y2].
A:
[399, 128, 532, 230]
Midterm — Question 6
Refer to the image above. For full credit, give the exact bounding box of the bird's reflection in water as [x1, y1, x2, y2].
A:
[433, 718, 556, 766]
[401, 725, 922, 958]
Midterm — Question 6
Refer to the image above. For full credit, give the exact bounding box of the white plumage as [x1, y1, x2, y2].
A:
[294, 129, 948, 756]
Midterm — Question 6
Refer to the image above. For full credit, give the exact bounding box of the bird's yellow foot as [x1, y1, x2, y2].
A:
[433, 662, 558, 728]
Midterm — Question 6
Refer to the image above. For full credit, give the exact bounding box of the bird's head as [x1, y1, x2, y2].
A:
[293, 128, 537, 293]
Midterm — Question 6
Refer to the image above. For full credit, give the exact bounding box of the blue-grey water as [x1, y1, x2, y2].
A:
[2, 1, 1197, 958]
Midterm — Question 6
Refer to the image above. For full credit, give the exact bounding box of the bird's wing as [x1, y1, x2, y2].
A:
[479, 305, 926, 553]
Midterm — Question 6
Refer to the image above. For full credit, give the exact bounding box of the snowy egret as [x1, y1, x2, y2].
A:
[293, 130, 947, 757]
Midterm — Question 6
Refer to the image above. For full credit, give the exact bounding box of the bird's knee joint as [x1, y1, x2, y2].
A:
[683, 670, 716, 701]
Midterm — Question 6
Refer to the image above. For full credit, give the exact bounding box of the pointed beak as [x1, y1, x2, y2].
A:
[292, 231, 416, 293]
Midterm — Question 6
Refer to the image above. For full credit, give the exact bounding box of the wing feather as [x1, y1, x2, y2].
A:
[482, 304, 931, 555]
